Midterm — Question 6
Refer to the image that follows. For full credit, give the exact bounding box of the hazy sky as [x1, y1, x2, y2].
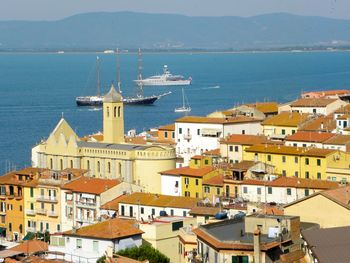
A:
[1, 0, 350, 20]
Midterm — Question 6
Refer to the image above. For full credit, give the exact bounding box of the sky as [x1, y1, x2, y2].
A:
[1, 0, 350, 20]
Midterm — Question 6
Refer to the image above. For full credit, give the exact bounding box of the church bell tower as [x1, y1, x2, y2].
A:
[103, 84, 124, 144]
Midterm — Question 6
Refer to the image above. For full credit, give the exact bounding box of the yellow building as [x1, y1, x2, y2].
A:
[160, 156, 220, 198]
[32, 85, 176, 194]
[284, 186, 350, 228]
[202, 174, 224, 201]
[261, 112, 310, 139]
[244, 144, 350, 181]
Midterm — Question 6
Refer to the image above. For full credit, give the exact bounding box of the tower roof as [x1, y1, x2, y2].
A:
[104, 84, 122, 103]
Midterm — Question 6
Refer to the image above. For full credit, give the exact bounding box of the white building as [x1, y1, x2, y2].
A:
[290, 98, 346, 116]
[49, 218, 143, 263]
[117, 192, 198, 220]
[285, 131, 335, 149]
[240, 177, 338, 204]
[175, 116, 262, 166]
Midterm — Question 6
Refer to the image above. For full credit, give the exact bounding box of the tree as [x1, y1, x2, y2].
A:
[117, 245, 170, 263]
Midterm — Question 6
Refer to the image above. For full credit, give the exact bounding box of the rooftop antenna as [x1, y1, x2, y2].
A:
[61, 112, 64, 119]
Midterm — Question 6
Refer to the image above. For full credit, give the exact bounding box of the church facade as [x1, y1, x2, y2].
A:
[31, 85, 176, 193]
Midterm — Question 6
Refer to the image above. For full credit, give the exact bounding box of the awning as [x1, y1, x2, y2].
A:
[81, 193, 95, 199]
[201, 128, 221, 136]
[22, 232, 35, 241]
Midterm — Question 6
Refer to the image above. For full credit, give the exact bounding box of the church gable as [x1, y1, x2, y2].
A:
[50, 118, 79, 142]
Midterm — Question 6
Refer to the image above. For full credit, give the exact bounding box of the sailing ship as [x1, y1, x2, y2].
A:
[76, 56, 104, 106]
[174, 88, 191, 113]
[134, 65, 192, 87]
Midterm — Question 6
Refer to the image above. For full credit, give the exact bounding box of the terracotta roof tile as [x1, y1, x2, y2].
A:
[262, 112, 310, 127]
[300, 115, 336, 132]
[335, 103, 350, 114]
[176, 116, 261, 124]
[244, 102, 279, 114]
[291, 98, 337, 107]
[100, 194, 127, 211]
[203, 174, 224, 186]
[189, 206, 221, 216]
[64, 218, 143, 240]
[11, 240, 48, 254]
[337, 114, 350, 120]
[118, 192, 199, 209]
[302, 89, 350, 98]
[230, 160, 256, 171]
[160, 166, 215, 178]
[63, 177, 120, 194]
[221, 134, 268, 145]
[286, 131, 335, 143]
[324, 134, 350, 145]
[203, 149, 221, 156]
[245, 144, 335, 157]
[158, 124, 175, 131]
[192, 155, 204, 160]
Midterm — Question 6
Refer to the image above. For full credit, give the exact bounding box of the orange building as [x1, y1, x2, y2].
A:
[157, 123, 175, 143]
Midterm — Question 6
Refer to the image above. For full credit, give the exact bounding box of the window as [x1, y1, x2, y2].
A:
[152, 208, 155, 215]
[305, 171, 309, 179]
[19, 205, 22, 212]
[295, 171, 299, 177]
[286, 188, 292, 195]
[257, 188, 261, 195]
[114, 107, 117, 117]
[97, 161, 100, 172]
[317, 159, 321, 166]
[229, 146, 233, 152]
[282, 156, 286, 163]
[118, 106, 121, 117]
[317, 172, 321, 180]
[19, 224, 23, 234]
[242, 130, 245, 135]
[204, 186, 210, 193]
[305, 189, 310, 196]
[170, 209, 174, 216]
[282, 170, 286, 176]
[106, 107, 110, 117]
[164, 131, 168, 138]
[172, 221, 184, 231]
[179, 128, 182, 134]
[93, 241, 99, 252]
[57, 224, 61, 231]
[305, 158, 309, 165]
[76, 239, 82, 249]
[46, 223, 49, 230]
[292, 130, 296, 134]
[313, 108, 316, 114]
[140, 207, 144, 214]
[216, 188, 220, 195]
[107, 162, 111, 173]
[234, 146, 239, 152]
[268, 187, 272, 194]
[195, 179, 199, 186]
[30, 203, 34, 210]
[267, 155, 271, 161]
[184, 191, 190, 197]
[172, 132, 175, 139]
[8, 223, 12, 232]
[183, 211, 187, 217]
[243, 187, 247, 194]
[196, 192, 199, 198]
[281, 129, 286, 135]
[204, 159, 209, 165]
[295, 157, 298, 163]
[184, 178, 189, 185]
[197, 129, 200, 135]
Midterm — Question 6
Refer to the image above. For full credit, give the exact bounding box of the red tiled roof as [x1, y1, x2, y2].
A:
[203, 174, 224, 186]
[64, 218, 143, 240]
[285, 131, 335, 143]
[300, 115, 336, 132]
[176, 116, 261, 124]
[100, 194, 127, 211]
[291, 98, 337, 107]
[11, 240, 48, 254]
[262, 112, 310, 127]
[63, 177, 120, 194]
[203, 149, 221, 156]
[189, 206, 221, 216]
[160, 166, 215, 178]
[158, 124, 175, 131]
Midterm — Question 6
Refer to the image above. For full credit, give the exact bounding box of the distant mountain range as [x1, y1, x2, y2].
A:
[1, 12, 350, 50]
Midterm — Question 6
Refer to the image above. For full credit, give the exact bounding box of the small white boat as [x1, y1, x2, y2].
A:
[175, 88, 191, 113]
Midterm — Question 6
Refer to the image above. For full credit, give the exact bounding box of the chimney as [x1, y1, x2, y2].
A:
[254, 229, 261, 263]
[320, 122, 324, 130]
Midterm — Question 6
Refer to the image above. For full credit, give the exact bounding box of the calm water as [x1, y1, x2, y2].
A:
[1, 51, 350, 173]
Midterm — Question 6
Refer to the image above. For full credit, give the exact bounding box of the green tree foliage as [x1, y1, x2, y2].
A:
[117, 244, 170, 263]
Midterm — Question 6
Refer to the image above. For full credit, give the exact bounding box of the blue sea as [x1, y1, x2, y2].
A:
[1, 51, 350, 174]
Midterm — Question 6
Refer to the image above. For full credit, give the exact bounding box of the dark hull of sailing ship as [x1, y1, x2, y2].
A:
[76, 94, 162, 106]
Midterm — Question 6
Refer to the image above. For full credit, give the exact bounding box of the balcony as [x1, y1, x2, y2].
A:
[26, 210, 36, 216]
[0, 210, 6, 215]
[183, 133, 192, 140]
[76, 217, 96, 224]
[75, 201, 96, 208]
[36, 209, 47, 215]
[27, 227, 37, 233]
[36, 196, 58, 203]
[48, 211, 58, 217]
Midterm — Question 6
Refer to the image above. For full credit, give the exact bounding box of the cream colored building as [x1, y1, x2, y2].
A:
[31, 85, 176, 194]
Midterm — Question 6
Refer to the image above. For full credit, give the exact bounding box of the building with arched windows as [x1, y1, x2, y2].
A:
[31, 85, 176, 193]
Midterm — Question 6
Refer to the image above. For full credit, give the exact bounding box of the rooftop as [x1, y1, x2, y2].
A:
[158, 123, 175, 131]
[64, 218, 143, 240]
[301, 226, 350, 263]
[244, 102, 279, 114]
[104, 84, 123, 102]
[203, 148, 221, 156]
[245, 144, 335, 157]
[302, 89, 350, 98]
[230, 160, 256, 171]
[63, 177, 120, 194]
[175, 116, 260, 124]
[160, 166, 215, 178]
[220, 134, 268, 145]
[300, 115, 336, 132]
[202, 174, 224, 186]
[324, 134, 350, 145]
[189, 206, 221, 216]
[335, 103, 350, 114]
[262, 112, 310, 127]
[118, 192, 199, 209]
[290, 98, 337, 107]
[285, 131, 335, 143]
[11, 240, 48, 254]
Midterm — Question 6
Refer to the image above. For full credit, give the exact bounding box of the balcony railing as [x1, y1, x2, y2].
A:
[75, 201, 96, 207]
[26, 209, 36, 216]
[36, 209, 47, 215]
[0, 210, 6, 215]
[36, 196, 58, 203]
[76, 217, 96, 224]
[183, 133, 192, 140]
[48, 211, 58, 217]
[27, 227, 37, 233]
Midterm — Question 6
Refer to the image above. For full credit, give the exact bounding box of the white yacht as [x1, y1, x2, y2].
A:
[175, 88, 191, 113]
[134, 65, 192, 86]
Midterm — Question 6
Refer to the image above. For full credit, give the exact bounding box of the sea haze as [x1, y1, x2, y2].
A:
[1, 51, 350, 173]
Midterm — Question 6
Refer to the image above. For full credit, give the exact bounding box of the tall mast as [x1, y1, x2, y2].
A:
[182, 88, 185, 108]
[138, 48, 142, 81]
[96, 56, 100, 97]
[116, 48, 121, 93]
